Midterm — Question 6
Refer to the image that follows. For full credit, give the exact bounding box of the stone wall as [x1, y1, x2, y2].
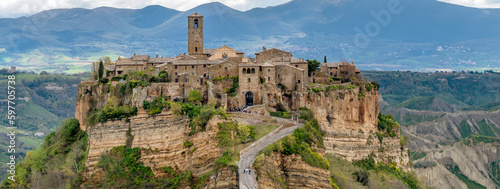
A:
[275, 65, 306, 92]
[208, 61, 239, 79]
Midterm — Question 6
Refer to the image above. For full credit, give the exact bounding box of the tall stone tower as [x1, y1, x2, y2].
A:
[188, 13, 203, 56]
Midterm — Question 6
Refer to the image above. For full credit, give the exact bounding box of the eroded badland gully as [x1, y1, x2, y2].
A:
[75, 13, 409, 188]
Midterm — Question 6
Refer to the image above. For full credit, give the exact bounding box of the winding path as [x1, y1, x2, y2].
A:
[235, 113, 303, 189]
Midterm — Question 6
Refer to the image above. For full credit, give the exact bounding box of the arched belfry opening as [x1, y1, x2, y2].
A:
[245, 92, 254, 106]
[188, 13, 203, 55]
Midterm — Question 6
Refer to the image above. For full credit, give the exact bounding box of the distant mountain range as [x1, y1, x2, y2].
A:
[0, 0, 499, 72]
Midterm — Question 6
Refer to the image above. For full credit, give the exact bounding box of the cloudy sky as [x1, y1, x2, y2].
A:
[0, 0, 499, 18]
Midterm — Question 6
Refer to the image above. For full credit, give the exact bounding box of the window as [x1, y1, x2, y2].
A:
[192, 65, 194, 68]
[194, 19, 198, 28]
[268, 77, 270, 81]
[251, 68, 255, 74]
[247, 68, 251, 74]
[222, 53, 227, 59]
[227, 75, 229, 77]
[268, 69, 270, 72]
[175, 79, 178, 82]
[175, 65, 177, 69]
[204, 64, 206, 67]
[330, 72, 332, 76]
[298, 80, 301, 83]
[225, 67, 227, 71]
[195, 47, 198, 52]
[259, 66, 262, 71]
[175, 72, 177, 75]
[248, 78, 251, 82]
[295, 65, 298, 67]
[278, 74, 281, 78]
[185, 66, 187, 70]
[243, 68, 246, 73]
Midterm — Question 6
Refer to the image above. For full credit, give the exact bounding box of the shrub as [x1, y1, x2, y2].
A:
[183, 140, 194, 148]
[159, 71, 168, 78]
[188, 90, 203, 104]
[377, 113, 399, 137]
[143, 96, 169, 116]
[87, 105, 138, 125]
[111, 76, 122, 81]
[99, 78, 109, 84]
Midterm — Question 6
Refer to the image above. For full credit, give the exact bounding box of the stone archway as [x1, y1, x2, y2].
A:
[245, 92, 254, 106]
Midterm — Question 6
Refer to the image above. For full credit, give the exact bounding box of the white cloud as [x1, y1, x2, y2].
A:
[437, 0, 500, 8]
[0, 0, 291, 18]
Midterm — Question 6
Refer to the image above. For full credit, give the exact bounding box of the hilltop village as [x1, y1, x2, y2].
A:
[102, 13, 361, 111]
[68, 13, 409, 188]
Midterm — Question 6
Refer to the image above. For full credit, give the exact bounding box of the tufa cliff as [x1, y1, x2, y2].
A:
[74, 78, 410, 187]
[305, 87, 410, 169]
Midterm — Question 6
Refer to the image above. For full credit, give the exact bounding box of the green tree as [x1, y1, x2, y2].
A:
[98, 60, 104, 80]
[324, 56, 327, 63]
[188, 90, 203, 104]
[307, 59, 321, 76]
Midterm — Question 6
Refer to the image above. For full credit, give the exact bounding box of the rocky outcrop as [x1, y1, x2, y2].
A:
[254, 152, 332, 189]
[75, 81, 202, 131]
[85, 110, 237, 188]
[306, 88, 409, 169]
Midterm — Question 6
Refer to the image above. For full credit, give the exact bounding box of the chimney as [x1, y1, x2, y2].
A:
[134, 53, 136, 56]
[156, 54, 158, 58]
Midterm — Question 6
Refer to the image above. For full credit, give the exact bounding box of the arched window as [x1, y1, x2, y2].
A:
[194, 19, 198, 28]
[251, 68, 255, 74]
[222, 53, 227, 59]
[225, 67, 227, 71]
[243, 68, 246, 74]
[195, 47, 198, 52]
[248, 78, 251, 82]
[246, 68, 251, 74]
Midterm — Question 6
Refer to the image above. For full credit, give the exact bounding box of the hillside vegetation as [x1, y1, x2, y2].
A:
[364, 71, 500, 111]
[0, 72, 85, 183]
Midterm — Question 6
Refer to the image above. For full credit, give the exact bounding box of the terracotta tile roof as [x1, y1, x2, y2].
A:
[324, 62, 349, 68]
[203, 49, 216, 55]
[255, 48, 290, 55]
[239, 63, 259, 67]
[172, 59, 224, 65]
[149, 57, 174, 63]
[131, 55, 150, 61]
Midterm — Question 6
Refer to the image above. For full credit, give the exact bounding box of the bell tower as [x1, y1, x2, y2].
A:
[188, 13, 203, 56]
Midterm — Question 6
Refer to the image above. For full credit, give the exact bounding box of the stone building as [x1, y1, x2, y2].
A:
[106, 13, 360, 109]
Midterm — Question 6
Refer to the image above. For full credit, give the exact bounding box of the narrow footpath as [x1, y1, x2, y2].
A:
[236, 114, 303, 189]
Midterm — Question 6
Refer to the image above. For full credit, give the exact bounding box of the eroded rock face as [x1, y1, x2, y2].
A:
[254, 152, 332, 189]
[75, 82, 201, 131]
[85, 112, 237, 188]
[415, 141, 500, 189]
[305, 89, 410, 169]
